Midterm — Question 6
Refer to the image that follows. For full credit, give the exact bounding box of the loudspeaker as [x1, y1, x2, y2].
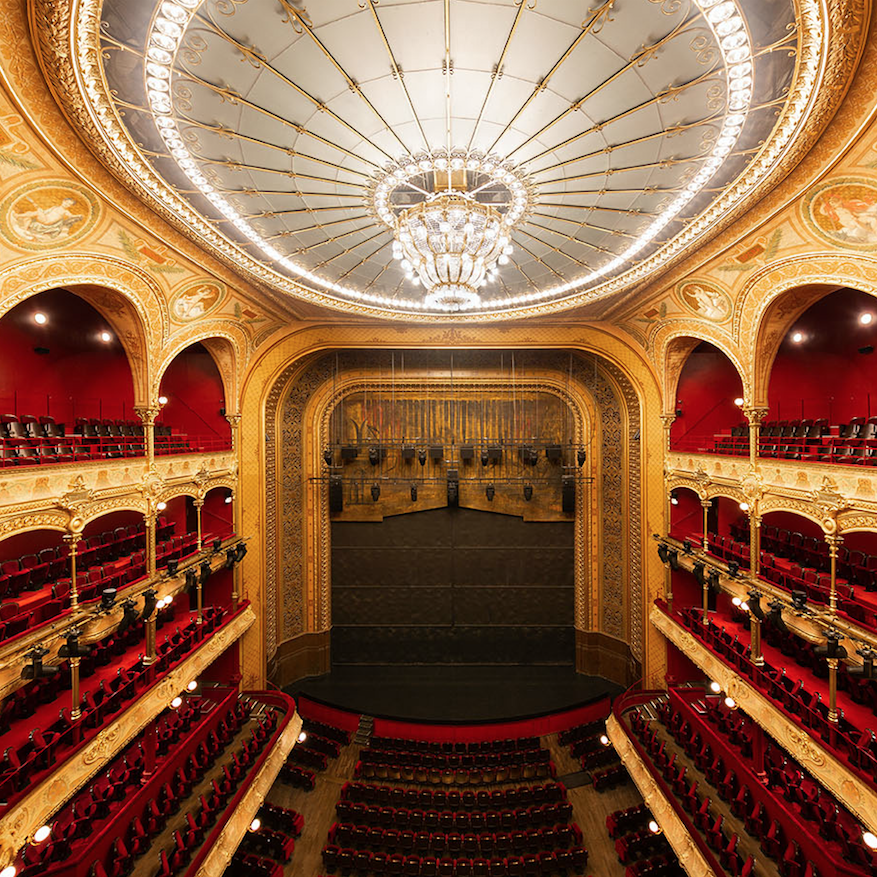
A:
[562, 476, 575, 513]
[460, 444, 475, 460]
[329, 476, 343, 513]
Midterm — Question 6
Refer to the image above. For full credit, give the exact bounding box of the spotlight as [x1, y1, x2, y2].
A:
[733, 397, 744, 407]
[297, 731, 308, 743]
[33, 312, 47, 325]
[158, 395, 168, 405]
[523, 483, 533, 502]
[599, 734, 610, 746]
[33, 825, 52, 844]
[667, 549, 679, 570]
[815, 629, 847, 660]
[851, 647, 877, 680]
[213, 538, 222, 551]
[657, 543, 669, 564]
[864, 831, 877, 850]
[748, 590, 765, 621]
[727, 561, 739, 577]
[116, 599, 140, 635]
[21, 646, 58, 680]
[485, 483, 495, 502]
[577, 449, 587, 467]
[170, 696, 183, 709]
[225, 548, 236, 569]
[199, 561, 212, 585]
[480, 448, 489, 466]
[371, 483, 381, 502]
[410, 483, 418, 502]
[59, 627, 91, 658]
[187, 680, 198, 692]
[165, 559, 178, 575]
[368, 446, 381, 466]
[791, 590, 807, 613]
[861, 313, 874, 326]
[648, 820, 661, 834]
[418, 448, 427, 466]
[142, 589, 158, 619]
[709, 681, 721, 693]
[401, 444, 415, 460]
[707, 569, 721, 592]
[249, 818, 261, 832]
[100, 588, 117, 610]
[156, 501, 167, 511]
[682, 538, 692, 554]
[234, 543, 247, 562]
[224, 495, 233, 504]
[323, 448, 333, 466]
[791, 331, 804, 344]
[184, 569, 197, 593]
[724, 696, 737, 710]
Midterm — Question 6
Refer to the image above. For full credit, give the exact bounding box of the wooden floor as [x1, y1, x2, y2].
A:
[264, 732, 643, 876]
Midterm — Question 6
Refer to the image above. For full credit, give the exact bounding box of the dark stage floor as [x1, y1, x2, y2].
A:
[287, 665, 623, 722]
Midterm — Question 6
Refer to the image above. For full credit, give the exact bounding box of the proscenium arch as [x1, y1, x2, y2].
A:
[0, 253, 171, 407]
[237, 323, 665, 691]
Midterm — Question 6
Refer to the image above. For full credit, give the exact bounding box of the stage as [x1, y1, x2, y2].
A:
[287, 664, 623, 723]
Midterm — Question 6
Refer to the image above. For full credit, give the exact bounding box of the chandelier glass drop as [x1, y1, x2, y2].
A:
[370, 150, 533, 312]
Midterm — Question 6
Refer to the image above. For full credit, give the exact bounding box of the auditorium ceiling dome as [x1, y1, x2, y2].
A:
[48, 0, 839, 319]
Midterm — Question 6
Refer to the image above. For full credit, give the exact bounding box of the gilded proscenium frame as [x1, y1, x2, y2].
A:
[305, 377, 595, 636]
[0, 604, 255, 869]
[30, 0, 845, 321]
[651, 605, 877, 833]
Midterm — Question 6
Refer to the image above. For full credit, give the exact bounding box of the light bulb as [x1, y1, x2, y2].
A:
[864, 831, 877, 850]
[791, 331, 804, 344]
[297, 731, 308, 743]
[250, 818, 261, 832]
[100, 331, 112, 343]
[710, 681, 721, 693]
[33, 825, 51, 843]
[733, 397, 744, 406]
[171, 696, 183, 709]
[0, 866, 17, 877]
[732, 597, 742, 607]
[724, 696, 736, 709]
[648, 820, 660, 834]
[158, 395, 168, 405]
[861, 313, 874, 325]
[224, 496, 233, 504]
[157, 501, 167, 511]
[33, 312, 47, 325]
[599, 734, 610, 746]
[187, 680, 198, 691]
[739, 502, 749, 512]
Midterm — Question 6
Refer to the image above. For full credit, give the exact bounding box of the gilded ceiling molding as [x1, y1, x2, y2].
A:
[26, 0, 856, 321]
[734, 252, 877, 405]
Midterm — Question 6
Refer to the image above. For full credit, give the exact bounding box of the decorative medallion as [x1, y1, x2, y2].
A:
[0, 179, 99, 249]
[675, 278, 732, 322]
[170, 278, 226, 322]
[801, 176, 877, 250]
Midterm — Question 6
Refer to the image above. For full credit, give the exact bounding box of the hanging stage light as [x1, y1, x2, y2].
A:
[59, 627, 91, 658]
[577, 449, 587, 467]
[368, 446, 381, 466]
[523, 483, 533, 502]
[100, 588, 117, 610]
[225, 548, 236, 569]
[371, 483, 381, 502]
[329, 475, 343, 513]
[142, 588, 158, 619]
[22, 645, 58, 680]
[212, 537, 222, 552]
[418, 449, 427, 466]
[184, 569, 197, 593]
[323, 448, 334, 466]
[480, 448, 489, 466]
[165, 558, 178, 575]
[447, 469, 459, 507]
[116, 599, 141, 635]
[485, 483, 495, 501]
[199, 561, 212, 586]
[235, 543, 247, 562]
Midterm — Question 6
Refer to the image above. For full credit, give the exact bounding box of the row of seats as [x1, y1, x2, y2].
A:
[302, 716, 351, 746]
[370, 737, 539, 755]
[628, 706, 757, 877]
[154, 707, 279, 877]
[614, 826, 671, 866]
[335, 802, 574, 833]
[321, 847, 588, 877]
[225, 851, 283, 877]
[655, 693, 877, 875]
[278, 763, 316, 790]
[557, 720, 605, 748]
[354, 761, 556, 785]
[361, 749, 550, 769]
[328, 822, 583, 856]
[624, 853, 686, 877]
[606, 804, 651, 839]
[339, 782, 566, 812]
[591, 765, 629, 792]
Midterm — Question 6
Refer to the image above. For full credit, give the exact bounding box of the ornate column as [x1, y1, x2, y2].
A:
[701, 571, 710, 626]
[194, 497, 204, 551]
[827, 657, 839, 723]
[660, 413, 675, 455]
[826, 533, 843, 617]
[142, 588, 157, 667]
[70, 656, 82, 720]
[701, 497, 712, 555]
[144, 511, 157, 578]
[135, 405, 161, 464]
[743, 406, 769, 469]
[749, 511, 761, 579]
[63, 532, 82, 611]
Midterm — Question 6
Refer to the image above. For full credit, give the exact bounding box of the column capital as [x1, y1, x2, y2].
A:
[193, 497, 205, 508]
[825, 533, 844, 548]
[225, 413, 242, 428]
[700, 497, 713, 509]
[63, 531, 82, 546]
[659, 413, 676, 430]
[743, 406, 770, 426]
[134, 405, 161, 426]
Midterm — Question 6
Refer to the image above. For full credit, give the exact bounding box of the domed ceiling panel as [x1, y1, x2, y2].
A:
[58, 0, 839, 318]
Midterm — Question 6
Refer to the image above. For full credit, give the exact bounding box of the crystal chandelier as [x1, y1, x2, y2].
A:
[371, 150, 532, 312]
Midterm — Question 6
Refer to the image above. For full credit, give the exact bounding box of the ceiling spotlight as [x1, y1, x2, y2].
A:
[33, 312, 47, 325]
[709, 681, 721, 693]
[100, 331, 112, 342]
[249, 818, 261, 832]
[33, 825, 52, 844]
[791, 331, 804, 344]
[371, 483, 381, 502]
[158, 395, 168, 405]
[297, 731, 308, 743]
[733, 397, 744, 407]
[863, 830, 877, 850]
[861, 313, 874, 326]
[187, 680, 198, 692]
[170, 696, 183, 709]
[599, 734, 610, 746]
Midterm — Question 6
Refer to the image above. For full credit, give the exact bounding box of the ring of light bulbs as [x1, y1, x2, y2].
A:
[141, 0, 753, 315]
